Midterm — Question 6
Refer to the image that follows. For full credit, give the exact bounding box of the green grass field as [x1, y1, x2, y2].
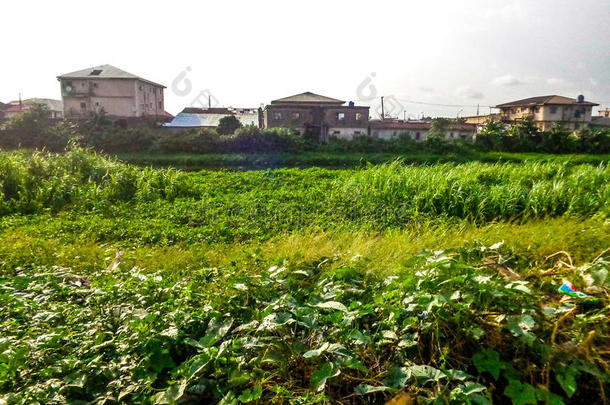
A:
[1, 148, 609, 404]
[116, 151, 610, 171]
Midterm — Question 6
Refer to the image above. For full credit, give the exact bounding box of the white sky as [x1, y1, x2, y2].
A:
[1, 0, 609, 118]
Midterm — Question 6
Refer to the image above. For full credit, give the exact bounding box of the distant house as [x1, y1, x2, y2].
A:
[57, 64, 166, 120]
[369, 120, 476, 142]
[163, 107, 259, 130]
[495, 95, 598, 131]
[598, 109, 610, 118]
[263, 92, 370, 141]
[0, 98, 63, 120]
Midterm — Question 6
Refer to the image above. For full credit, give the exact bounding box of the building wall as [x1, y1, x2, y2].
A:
[327, 127, 368, 139]
[264, 104, 369, 139]
[371, 128, 429, 141]
[499, 104, 594, 131]
[61, 78, 164, 118]
[263, 106, 315, 129]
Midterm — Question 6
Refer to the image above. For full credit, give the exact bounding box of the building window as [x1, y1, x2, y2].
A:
[274, 112, 283, 120]
[139, 85, 143, 90]
[550, 106, 558, 114]
[80, 102, 86, 110]
[95, 102, 99, 107]
[534, 106, 540, 113]
[355, 131, 362, 135]
[159, 101, 162, 109]
[336, 112, 345, 121]
[415, 132, 421, 140]
[355, 112, 362, 121]
[332, 130, 340, 135]
[93, 83, 98, 88]
[89, 69, 103, 76]
[291, 112, 300, 120]
[81, 82, 86, 87]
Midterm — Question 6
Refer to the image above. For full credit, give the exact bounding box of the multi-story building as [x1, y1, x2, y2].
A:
[495, 95, 598, 131]
[263, 92, 369, 141]
[57, 64, 165, 120]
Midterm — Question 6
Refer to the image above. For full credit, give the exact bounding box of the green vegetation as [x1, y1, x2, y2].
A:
[217, 115, 244, 135]
[1, 107, 610, 157]
[1, 148, 609, 404]
[116, 151, 610, 171]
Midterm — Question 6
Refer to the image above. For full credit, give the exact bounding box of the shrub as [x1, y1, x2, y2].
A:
[217, 115, 242, 135]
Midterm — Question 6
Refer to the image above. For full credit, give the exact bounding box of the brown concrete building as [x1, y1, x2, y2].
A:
[57, 64, 165, 119]
[263, 92, 369, 140]
[599, 109, 610, 118]
[495, 95, 598, 131]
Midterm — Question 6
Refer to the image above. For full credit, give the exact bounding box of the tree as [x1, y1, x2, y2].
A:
[217, 115, 242, 135]
[507, 118, 538, 151]
[88, 107, 112, 130]
[476, 119, 506, 151]
[540, 123, 571, 153]
[1, 103, 50, 135]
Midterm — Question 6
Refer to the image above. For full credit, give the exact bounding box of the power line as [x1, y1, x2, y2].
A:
[393, 97, 495, 109]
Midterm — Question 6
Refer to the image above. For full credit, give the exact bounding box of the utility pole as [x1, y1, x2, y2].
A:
[208, 95, 211, 109]
[381, 96, 385, 120]
[403, 110, 406, 122]
[476, 104, 480, 116]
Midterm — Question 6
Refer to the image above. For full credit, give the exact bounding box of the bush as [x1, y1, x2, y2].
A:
[153, 128, 220, 154]
[217, 115, 242, 135]
[0, 104, 76, 152]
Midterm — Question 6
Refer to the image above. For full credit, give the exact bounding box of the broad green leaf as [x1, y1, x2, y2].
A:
[459, 381, 487, 395]
[504, 380, 537, 405]
[555, 367, 578, 398]
[257, 312, 295, 331]
[218, 391, 238, 405]
[237, 384, 262, 403]
[536, 388, 566, 405]
[303, 342, 330, 358]
[473, 349, 501, 380]
[314, 301, 348, 312]
[405, 365, 446, 382]
[385, 367, 409, 388]
[354, 384, 390, 395]
[444, 369, 473, 381]
[311, 362, 340, 392]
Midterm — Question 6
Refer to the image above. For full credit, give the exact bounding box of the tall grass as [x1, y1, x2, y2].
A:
[339, 161, 609, 223]
[1, 149, 608, 243]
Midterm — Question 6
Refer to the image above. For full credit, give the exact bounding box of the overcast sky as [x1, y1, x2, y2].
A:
[2, 0, 609, 118]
